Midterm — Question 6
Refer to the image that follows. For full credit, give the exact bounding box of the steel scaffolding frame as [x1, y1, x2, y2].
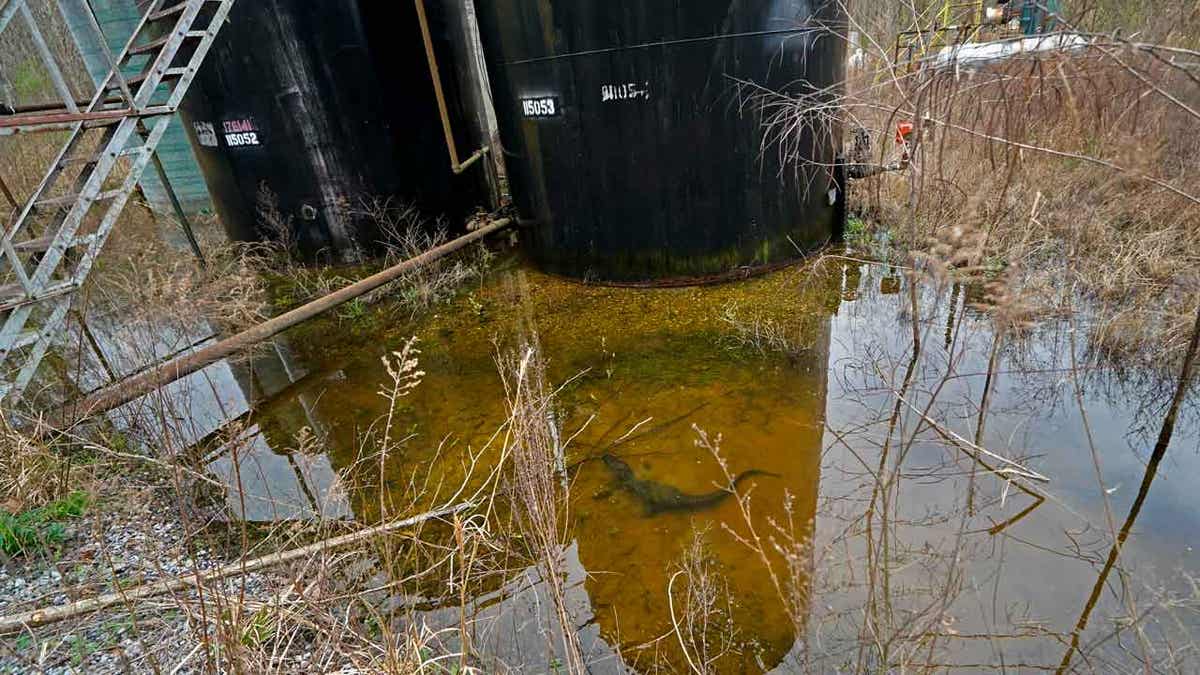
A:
[0, 0, 234, 405]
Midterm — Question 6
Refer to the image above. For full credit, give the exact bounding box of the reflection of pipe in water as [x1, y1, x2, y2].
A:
[879, 269, 902, 295]
[841, 262, 863, 301]
[204, 336, 354, 521]
[206, 424, 353, 521]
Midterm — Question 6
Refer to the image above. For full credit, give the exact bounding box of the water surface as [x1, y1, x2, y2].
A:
[205, 257, 1200, 672]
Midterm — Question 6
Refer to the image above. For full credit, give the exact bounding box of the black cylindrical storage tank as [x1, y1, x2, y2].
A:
[475, 1, 847, 283]
[181, 0, 487, 262]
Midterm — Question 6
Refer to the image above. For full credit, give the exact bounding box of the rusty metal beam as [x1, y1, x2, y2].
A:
[0, 106, 175, 136]
[0, 109, 132, 129]
[48, 217, 514, 428]
[8, 97, 125, 115]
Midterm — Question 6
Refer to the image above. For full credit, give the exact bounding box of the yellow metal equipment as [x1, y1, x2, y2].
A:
[893, 0, 989, 69]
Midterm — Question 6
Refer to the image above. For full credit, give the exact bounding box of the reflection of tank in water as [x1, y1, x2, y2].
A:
[242, 262, 842, 671]
[567, 311, 829, 670]
[202, 338, 355, 522]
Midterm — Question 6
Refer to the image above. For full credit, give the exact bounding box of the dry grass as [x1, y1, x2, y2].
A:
[0, 329, 505, 672]
[826, 0, 1200, 371]
[0, 324, 603, 672]
[255, 195, 493, 321]
[497, 339, 587, 673]
[89, 234, 267, 335]
[0, 416, 69, 514]
[352, 197, 494, 316]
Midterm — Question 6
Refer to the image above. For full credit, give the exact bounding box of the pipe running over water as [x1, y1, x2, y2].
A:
[47, 217, 514, 429]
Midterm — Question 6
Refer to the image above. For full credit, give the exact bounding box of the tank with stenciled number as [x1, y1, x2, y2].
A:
[181, 0, 488, 262]
[475, 0, 848, 284]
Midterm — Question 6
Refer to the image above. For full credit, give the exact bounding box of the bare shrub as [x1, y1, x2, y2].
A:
[497, 339, 586, 673]
[256, 183, 300, 262]
[93, 239, 267, 335]
[751, 1, 1200, 371]
[668, 526, 737, 675]
[351, 197, 493, 316]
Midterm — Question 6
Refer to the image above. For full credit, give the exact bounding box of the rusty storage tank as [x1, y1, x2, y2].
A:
[474, 0, 847, 283]
[181, 0, 487, 262]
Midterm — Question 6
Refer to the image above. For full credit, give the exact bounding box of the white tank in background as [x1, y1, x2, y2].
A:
[848, 30, 866, 70]
[931, 33, 1091, 71]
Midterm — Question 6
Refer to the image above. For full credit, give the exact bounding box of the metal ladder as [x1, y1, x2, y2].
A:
[0, 0, 235, 405]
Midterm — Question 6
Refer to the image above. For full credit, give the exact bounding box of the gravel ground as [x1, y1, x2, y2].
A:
[0, 462, 274, 674]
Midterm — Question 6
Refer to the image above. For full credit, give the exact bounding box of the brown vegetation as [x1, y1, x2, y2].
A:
[840, 0, 1200, 369]
[5, 1, 1200, 673]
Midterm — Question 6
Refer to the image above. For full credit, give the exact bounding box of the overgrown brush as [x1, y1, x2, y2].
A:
[256, 194, 493, 320]
[354, 197, 494, 317]
[91, 235, 268, 334]
[0, 418, 87, 558]
[778, 0, 1200, 369]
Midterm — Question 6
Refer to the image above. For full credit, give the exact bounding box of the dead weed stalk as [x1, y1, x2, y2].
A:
[498, 339, 586, 673]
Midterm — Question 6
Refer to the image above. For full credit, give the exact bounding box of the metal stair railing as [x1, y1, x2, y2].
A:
[0, 0, 235, 404]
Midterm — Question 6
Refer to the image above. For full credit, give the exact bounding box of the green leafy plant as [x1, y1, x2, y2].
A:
[845, 216, 869, 246]
[0, 491, 88, 556]
[240, 607, 278, 646]
[466, 292, 486, 319]
[10, 59, 47, 100]
[337, 298, 371, 326]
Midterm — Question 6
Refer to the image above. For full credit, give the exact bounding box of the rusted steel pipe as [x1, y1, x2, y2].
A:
[413, 0, 489, 175]
[6, 96, 126, 115]
[0, 108, 131, 130]
[51, 218, 513, 427]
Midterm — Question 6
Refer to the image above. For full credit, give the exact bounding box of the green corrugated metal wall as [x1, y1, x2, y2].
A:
[59, 0, 212, 215]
